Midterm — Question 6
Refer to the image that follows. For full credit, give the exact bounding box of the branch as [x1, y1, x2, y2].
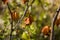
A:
[7, 3, 13, 40]
[14, 2, 29, 27]
[50, 7, 60, 40]
[30, 0, 35, 6]
[39, 0, 44, 9]
[13, 0, 35, 34]
[14, 0, 35, 30]
[7, 3, 12, 14]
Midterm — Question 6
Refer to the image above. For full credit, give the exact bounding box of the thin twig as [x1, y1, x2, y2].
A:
[30, 0, 35, 6]
[50, 7, 60, 40]
[14, 0, 35, 28]
[7, 3, 12, 15]
[7, 3, 13, 40]
[14, 0, 35, 32]
[10, 20, 13, 40]
[14, 2, 29, 28]
[39, 0, 45, 10]
[14, 1, 35, 39]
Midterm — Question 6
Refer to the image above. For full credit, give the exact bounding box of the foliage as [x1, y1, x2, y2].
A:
[0, 0, 60, 40]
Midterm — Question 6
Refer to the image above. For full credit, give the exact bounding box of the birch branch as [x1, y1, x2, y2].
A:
[50, 7, 60, 40]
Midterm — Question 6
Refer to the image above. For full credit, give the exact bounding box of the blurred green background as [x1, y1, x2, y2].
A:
[0, 0, 60, 40]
